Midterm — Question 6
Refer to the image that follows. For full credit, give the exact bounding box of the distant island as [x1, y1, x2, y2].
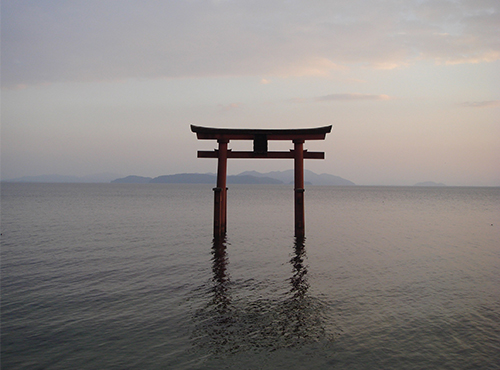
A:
[112, 173, 281, 184]
[111, 170, 356, 186]
[2, 173, 122, 183]
[2, 172, 452, 187]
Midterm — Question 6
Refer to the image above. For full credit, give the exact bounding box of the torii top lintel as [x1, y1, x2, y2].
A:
[191, 124, 332, 141]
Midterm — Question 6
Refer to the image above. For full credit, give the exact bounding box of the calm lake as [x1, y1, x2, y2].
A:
[1, 183, 499, 369]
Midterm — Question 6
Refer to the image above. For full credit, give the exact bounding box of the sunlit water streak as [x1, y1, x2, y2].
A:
[1, 183, 499, 369]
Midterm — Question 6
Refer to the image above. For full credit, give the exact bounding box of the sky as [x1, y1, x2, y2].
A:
[1, 0, 499, 186]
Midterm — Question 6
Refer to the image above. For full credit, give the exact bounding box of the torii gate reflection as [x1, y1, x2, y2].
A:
[191, 125, 332, 238]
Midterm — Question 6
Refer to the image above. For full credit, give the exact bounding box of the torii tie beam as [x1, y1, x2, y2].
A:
[191, 125, 332, 238]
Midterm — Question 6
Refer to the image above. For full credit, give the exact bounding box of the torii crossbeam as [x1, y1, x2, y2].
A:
[191, 124, 332, 238]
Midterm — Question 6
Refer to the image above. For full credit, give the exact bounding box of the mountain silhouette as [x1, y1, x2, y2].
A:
[112, 170, 355, 185]
[238, 169, 355, 185]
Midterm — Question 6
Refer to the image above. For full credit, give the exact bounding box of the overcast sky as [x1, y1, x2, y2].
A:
[2, 0, 499, 185]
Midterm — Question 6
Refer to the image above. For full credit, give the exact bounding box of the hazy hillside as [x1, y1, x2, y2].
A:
[5, 170, 355, 185]
[111, 170, 355, 185]
[5, 173, 122, 183]
[111, 175, 152, 184]
[150, 173, 216, 184]
[238, 169, 355, 185]
[227, 175, 282, 184]
[147, 173, 282, 184]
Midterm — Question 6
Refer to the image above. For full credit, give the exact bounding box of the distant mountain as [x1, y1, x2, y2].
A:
[111, 175, 152, 184]
[5, 170, 354, 185]
[3, 174, 81, 183]
[4, 173, 122, 183]
[147, 173, 282, 184]
[112, 170, 354, 185]
[150, 173, 215, 184]
[238, 169, 355, 186]
[227, 175, 282, 184]
[414, 181, 446, 187]
[111, 170, 354, 185]
[80, 173, 124, 183]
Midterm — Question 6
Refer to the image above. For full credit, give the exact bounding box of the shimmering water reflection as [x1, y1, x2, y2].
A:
[192, 236, 334, 358]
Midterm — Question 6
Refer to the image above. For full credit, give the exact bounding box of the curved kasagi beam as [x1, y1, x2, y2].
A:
[191, 124, 332, 141]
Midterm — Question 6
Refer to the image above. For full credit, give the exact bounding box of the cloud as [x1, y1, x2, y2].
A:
[443, 51, 500, 65]
[260, 78, 271, 84]
[315, 93, 393, 101]
[2, 0, 499, 87]
[271, 58, 348, 77]
[370, 62, 409, 70]
[286, 93, 393, 103]
[459, 100, 500, 108]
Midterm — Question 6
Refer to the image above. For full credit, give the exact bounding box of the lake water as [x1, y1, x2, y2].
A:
[1, 183, 499, 369]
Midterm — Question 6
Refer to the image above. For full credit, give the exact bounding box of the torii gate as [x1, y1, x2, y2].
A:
[191, 124, 332, 238]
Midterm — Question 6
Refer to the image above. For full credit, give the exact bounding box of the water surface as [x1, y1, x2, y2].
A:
[2, 184, 499, 369]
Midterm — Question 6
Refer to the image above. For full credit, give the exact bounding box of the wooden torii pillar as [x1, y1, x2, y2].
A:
[191, 125, 332, 238]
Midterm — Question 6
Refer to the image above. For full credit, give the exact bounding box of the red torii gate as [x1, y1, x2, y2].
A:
[191, 124, 332, 238]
